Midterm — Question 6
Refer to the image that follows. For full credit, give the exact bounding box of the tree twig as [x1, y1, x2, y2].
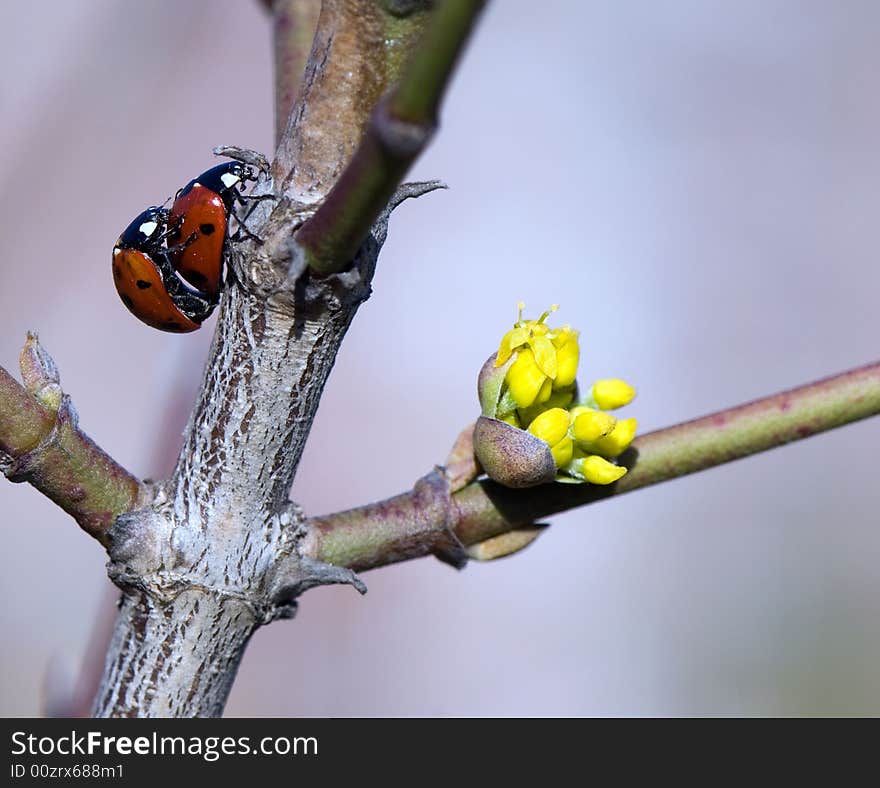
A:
[270, 0, 322, 145]
[306, 360, 880, 570]
[293, 0, 487, 274]
[0, 345, 141, 546]
[272, 0, 434, 201]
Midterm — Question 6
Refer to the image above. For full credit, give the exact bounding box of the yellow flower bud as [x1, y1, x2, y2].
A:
[494, 303, 560, 376]
[483, 303, 638, 488]
[527, 407, 570, 448]
[580, 455, 627, 485]
[517, 385, 576, 428]
[536, 377, 553, 404]
[591, 379, 636, 410]
[591, 418, 638, 457]
[552, 330, 579, 389]
[529, 334, 558, 379]
[527, 409, 575, 469]
[506, 348, 548, 408]
[550, 437, 574, 467]
[571, 409, 616, 444]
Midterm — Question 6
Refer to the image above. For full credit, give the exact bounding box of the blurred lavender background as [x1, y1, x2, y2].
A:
[1, 0, 879, 716]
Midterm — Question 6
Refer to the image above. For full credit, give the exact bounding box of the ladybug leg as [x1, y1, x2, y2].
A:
[230, 218, 265, 246]
[239, 189, 275, 201]
[157, 213, 186, 244]
[229, 193, 277, 245]
[234, 191, 277, 209]
[165, 231, 199, 255]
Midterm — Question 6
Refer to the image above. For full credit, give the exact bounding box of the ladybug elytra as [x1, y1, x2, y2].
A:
[112, 161, 259, 333]
[112, 207, 215, 333]
[166, 162, 257, 299]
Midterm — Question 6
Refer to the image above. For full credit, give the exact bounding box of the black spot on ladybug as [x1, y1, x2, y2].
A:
[162, 319, 184, 331]
[121, 294, 134, 309]
[136, 280, 152, 289]
[113, 265, 122, 280]
[199, 223, 216, 236]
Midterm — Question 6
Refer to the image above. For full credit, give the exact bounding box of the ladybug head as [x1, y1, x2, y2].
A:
[176, 162, 257, 208]
[117, 206, 170, 251]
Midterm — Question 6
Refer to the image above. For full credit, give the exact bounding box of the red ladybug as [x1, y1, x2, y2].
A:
[112, 207, 215, 333]
[166, 162, 257, 298]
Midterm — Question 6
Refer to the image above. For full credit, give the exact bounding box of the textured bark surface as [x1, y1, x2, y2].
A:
[69, 0, 474, 717]
[274, 0, 392, 201]
[273, 0, 431, 203]
[93, 592, 255, 718]
[89, 195, 376, 715]
[91, 184, 432, 716]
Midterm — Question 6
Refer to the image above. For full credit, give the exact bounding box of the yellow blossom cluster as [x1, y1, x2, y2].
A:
[492, 303, 637, 485]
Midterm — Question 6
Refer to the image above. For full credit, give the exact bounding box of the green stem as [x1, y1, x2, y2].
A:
[0, 365, 55, 453]
[389, 0, 483, 125]
[0, 364, 141, 546]
[295, 0, 487, 274]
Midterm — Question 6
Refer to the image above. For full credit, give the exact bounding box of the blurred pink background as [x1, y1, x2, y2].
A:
[2, 0, 879, 716]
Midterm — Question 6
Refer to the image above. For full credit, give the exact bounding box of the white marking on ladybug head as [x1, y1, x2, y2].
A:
[139, 220, 159, 237]
[220, 172, 241, 189]
[113, 247, 121, 255]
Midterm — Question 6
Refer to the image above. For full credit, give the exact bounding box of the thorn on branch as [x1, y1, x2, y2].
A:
[389, 180, 448, 211]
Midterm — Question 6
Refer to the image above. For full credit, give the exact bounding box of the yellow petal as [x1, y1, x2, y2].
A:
[550, 437, 573, 467]
[518, 386, 576, 427]
[592, 379, 636, 410]
[527, 407, 570, 447]
[591, 418, 638, 457]
[495, 326, 530, 367]
[553, 333, 580, 389]
[530, 321, 550, 337]
[572, 409, 616, 444]
[581, 455, 627, 485]
[536, 377, 553, 404]
[506, 348, 547, 408]
[529, 334, 558, 379]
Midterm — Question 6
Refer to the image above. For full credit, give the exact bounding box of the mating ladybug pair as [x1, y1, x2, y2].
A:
[112, 162, 258, 332]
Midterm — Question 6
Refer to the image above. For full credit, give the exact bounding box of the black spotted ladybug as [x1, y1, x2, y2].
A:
[112, 207, 216, 333]
[165, 162, 258, 299]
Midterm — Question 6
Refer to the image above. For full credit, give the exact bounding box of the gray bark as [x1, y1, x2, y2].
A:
[93, 592, 255, 718]
[92, 184, 437, 717]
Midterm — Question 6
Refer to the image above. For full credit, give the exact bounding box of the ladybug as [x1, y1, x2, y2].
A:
[112, 207, 216, 333]
[166, 162, 257, 299]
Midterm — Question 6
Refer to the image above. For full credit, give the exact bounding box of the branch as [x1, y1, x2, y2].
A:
[270, 0, 322, 145]
[0, 336, 141, 546]
[293, 0, 487, 274]
[305, 361, 880, 570]
[91, 1, 457, 716]
[272, 0, 434, 200]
